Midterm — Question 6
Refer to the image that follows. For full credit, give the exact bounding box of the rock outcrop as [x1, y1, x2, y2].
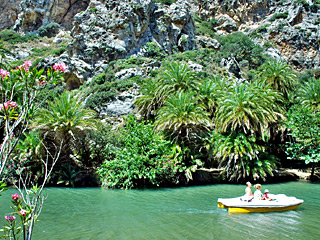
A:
[67, 0, 195, 75]
[192, 0, 320, 69]
[0, 0, 22, 30]
[14, 0, 90, 32]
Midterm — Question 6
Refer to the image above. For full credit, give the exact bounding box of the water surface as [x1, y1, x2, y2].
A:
[0, 182, 319, 239]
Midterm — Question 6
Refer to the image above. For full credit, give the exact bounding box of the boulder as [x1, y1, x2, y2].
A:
[221, 56, 242, 79]
[190, 168, 223, 185]
[114, 68, 145, 81]
[188, 61, 204, 73]
[100, 88, 139, 118]
[196, 36, 221, 49]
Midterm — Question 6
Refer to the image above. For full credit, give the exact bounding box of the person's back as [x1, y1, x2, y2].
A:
[245, 182, 253, 197]
[242, 182, 253, 201]
[254, 184, 263, 200]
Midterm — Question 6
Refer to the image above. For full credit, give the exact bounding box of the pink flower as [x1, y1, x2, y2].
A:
[0, 101, 18, 111]
[5, 215, 16, 222]
[17, 61, 33, 71]
[9, 101, 18, 108]
[12, 193, 22, 202]
[19, 209, 26, 217]
[24, 61, 32, 67]
[0, 69, 10, 79]
[52, 62, 67, 73]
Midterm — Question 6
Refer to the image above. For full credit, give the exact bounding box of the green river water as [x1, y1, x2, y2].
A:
[0, 181, 319, 240]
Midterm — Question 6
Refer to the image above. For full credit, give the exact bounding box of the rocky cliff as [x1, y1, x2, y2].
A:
[194, 0, 320, 69]
[13, 0, 90, 32]
[68, 0, 195, 68]
[0, 0, 22, 31]
[1, 0, 320, 77]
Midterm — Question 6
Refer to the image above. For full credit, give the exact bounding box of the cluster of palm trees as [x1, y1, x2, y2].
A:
[17, 58, 319, 184]
[135, 59, 301, 181]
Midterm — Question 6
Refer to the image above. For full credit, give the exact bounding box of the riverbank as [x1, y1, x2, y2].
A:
[190, 168, 320, 186]
[46, 167, 320, 188]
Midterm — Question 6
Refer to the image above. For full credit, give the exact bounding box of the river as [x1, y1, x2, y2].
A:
[0, 181, 319, 239]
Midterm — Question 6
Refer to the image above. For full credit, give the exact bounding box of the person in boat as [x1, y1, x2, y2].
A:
[263, 189, 273, 201]
[245, 182, 253, 197]
[241, 182, 254, 201]
[254, 184, 263, 200]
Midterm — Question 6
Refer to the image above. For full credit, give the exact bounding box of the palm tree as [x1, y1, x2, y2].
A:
[260, 59, 297, 100]
[211, 131, 276, 181]
[197, 75, 230, 115]
[156, 62, 199, 100]
[297, 78, 320, 112]
[134, 78, 161, 119]
[154, 91, 211, 145]
[215, 81, 285, 139]
[32, 91, 97, 161]
[135, 62, 200, 120]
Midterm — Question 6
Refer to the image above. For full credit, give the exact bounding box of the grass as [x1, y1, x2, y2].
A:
[0, 29, 39, 43]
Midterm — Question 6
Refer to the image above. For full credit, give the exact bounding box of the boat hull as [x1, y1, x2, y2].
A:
[218, 195, 304, 213]
[228, 203, 303, 213]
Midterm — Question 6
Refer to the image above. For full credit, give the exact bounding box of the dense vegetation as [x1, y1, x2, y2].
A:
[0, 26, 319, 193]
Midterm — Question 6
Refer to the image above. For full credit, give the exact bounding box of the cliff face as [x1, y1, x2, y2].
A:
[68, 0, 195, 65]
[1, 0, 319, 70]
[194, 0, 320, 69]
[0, 0, 22, 31]
[14, 0, 90, 32]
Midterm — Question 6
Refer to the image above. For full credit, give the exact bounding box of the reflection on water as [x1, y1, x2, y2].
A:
[0, 182, 319, 240]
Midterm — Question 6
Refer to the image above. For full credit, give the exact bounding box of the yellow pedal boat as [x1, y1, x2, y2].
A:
[218, 194, 304, 213]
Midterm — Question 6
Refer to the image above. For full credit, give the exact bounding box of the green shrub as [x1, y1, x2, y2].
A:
[89, 8, 98, 12]
[0, 29, 39, 43]
[270, 11, 289, 21]
[249, 31, 263, 38]
[154, 0, 176, 5]
[145, 42, 164, 57]
[97, 115, 186, 189]
[299, 69, 313, 84]
[278, 23, 289, 29]
[195, 18, 219, 37]
[30, 47, 52, 57]
[263, 41, 274, 49]
[217, 32, 266, 68]
[37, 22, 60, 38]
[9, 60, 24, 69]
[52, 44, 67, 56]
[256, 24, 271, 33]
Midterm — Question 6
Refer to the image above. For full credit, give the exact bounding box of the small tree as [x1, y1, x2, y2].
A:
[286, 105, 320, 180]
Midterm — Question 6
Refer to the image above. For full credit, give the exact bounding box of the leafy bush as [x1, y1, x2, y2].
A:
[37, 22, 60, 38]
[0, 29, 39, 43]
[195, 17, 219, 37]
[145, 42, 164, 57]
[97, 116, 186, 189]
[270, 11, 288, 21]
[154, 0, 176, 5]
[217, 32, 266, 68]
[88, 8, 98, 12]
